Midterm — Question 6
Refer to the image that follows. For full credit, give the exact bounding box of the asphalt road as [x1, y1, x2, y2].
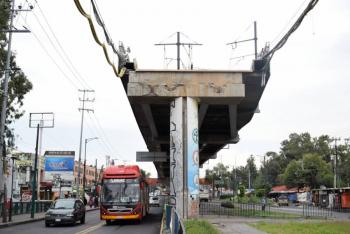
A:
[1, 207, 163, 234]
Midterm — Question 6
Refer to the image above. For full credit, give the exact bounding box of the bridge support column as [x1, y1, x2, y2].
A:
[170, 97, 199, 219]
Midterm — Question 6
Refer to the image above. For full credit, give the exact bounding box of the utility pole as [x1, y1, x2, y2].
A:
[77, 89, 94, 198]
[332, 137, 341, 188]
[155, 32, 202, 70]
[0, 0, 31, 222]
[227, 21, 258, 60]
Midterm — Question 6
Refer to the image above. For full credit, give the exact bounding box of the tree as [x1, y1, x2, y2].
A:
[282, 153, 333, 189]
[281, 133, 314, 163]
[282, 160, 305, 189]
[245, 155, 257, 189]
[0, 0, 33, 148]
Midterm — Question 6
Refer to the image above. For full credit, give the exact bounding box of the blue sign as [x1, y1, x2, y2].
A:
[45, 157, 74, 172]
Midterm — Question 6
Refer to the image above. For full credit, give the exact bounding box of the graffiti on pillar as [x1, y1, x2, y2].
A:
[170, 99, 183, 207]
[192, 128, 198, 144]
[187, 109, 199, 195]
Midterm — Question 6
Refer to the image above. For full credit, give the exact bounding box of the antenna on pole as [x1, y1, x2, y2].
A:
[155, 32, 202, 70]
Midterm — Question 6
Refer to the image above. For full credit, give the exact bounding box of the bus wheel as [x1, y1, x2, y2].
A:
[106, 220, 112, 225]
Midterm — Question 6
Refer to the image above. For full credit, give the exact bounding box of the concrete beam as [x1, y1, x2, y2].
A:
[128, 70, 245, 98]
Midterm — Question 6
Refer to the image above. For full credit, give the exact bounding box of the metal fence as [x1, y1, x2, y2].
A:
[199, 201, 334, 219]
[0, 201, 52, 217]
[164, 204, 186, 234]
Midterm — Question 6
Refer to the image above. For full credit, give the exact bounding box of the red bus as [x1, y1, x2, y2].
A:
[100, 165, 149, 224]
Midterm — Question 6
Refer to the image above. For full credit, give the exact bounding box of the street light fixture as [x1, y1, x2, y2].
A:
[82, 137, 98, 198]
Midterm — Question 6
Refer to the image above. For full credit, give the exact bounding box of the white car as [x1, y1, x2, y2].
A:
[149, 196, 160, 207]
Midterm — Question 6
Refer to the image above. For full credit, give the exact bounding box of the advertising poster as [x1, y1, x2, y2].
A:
[44, 151, 75, 182]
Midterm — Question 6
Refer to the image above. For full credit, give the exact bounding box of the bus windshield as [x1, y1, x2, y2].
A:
[102, 179, 140, 203]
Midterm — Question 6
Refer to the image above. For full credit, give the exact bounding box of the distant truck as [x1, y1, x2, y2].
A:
[199, 188, 210, 202]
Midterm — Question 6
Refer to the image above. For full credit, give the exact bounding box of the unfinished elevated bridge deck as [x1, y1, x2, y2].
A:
[121, 60, 269, 178]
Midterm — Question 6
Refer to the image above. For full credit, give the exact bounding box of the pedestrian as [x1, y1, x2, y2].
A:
[261, 197, 266, 211]
[83, 196, 87, 206]
[94, 196, 98, 208]
[89, 196, 93, 208]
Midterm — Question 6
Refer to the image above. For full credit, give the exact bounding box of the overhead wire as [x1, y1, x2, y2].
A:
[17, 3, 125, 164]
[90, 112, 121, 158]
[31, 11, 90, 89]
[262, 0, 319, 63]
[270, 0, 309, 47]
[87, 112, 120, 159]
[73, 0, 127, 78]
[33, 0, 91, 89]
[84, 113, 112, 158]
[20, 17, 80, 89]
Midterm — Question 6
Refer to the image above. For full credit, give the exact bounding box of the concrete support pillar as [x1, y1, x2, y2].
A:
[170, 97, 199, 219]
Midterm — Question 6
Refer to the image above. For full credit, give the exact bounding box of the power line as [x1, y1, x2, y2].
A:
[89, 112, 121, 158]
[31, 9, 90, 89]
[262, 0, 319, 63]
[24, 24, 80, 89]
[33, 0, 91, 89]
[270, 0, 309, 47]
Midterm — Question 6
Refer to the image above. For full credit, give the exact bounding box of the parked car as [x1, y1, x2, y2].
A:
[149, 196, 160, 207]
[278, 194, 289, 206]
[199, 188, 210, 202]
[45, 198, 86, 227]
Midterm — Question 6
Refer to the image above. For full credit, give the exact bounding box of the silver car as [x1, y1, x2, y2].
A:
[45, 198, 86, 227]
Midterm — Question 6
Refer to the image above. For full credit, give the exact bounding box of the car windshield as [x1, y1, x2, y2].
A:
[51, 199, 75, 209]
[102, 179, 140, 203]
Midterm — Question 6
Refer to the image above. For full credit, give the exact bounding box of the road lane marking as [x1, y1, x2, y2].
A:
[75, 222, 104, 234]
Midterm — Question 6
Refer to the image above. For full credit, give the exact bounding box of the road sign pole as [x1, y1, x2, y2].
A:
[30, 124, 40, 218]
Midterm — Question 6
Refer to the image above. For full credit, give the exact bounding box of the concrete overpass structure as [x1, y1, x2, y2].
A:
[120, 59, 270, 218]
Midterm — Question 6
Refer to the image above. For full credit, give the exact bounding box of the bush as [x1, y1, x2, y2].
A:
[221, 201, 234, 208]
[219, 194, 234, 200]
[256, 189, 266, 198]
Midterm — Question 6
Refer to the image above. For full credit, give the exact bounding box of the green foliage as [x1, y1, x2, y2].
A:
[219, 194, 234, 200]
[255, 189, 266, 198]
[0, 0, 33, 148]
[252, 221, 350, 234]
[185, 219, 220, 234]
[282, 153, 333, 189]
[238, 185, 245, 197]
[206, 132, 349, 193]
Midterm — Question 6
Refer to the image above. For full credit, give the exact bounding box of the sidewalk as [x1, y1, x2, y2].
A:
[206, 217, 267, 234]
[0, 206, 99, 229]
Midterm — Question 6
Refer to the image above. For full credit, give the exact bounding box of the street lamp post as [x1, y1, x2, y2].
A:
[82, 137, 98, 198]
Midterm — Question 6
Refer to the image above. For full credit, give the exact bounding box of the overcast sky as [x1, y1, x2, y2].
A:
[9, 0, 350, 177]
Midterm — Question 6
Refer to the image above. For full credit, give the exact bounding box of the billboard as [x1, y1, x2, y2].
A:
[44, 151, 75, 182]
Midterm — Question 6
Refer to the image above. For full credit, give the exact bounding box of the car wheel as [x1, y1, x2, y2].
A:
[45, 222, 50, 227]
[106, 220, 112, 225]
[81, 214, 85, 224]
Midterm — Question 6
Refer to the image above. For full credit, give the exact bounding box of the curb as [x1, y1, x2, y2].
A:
[0, 207, 99, 229]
